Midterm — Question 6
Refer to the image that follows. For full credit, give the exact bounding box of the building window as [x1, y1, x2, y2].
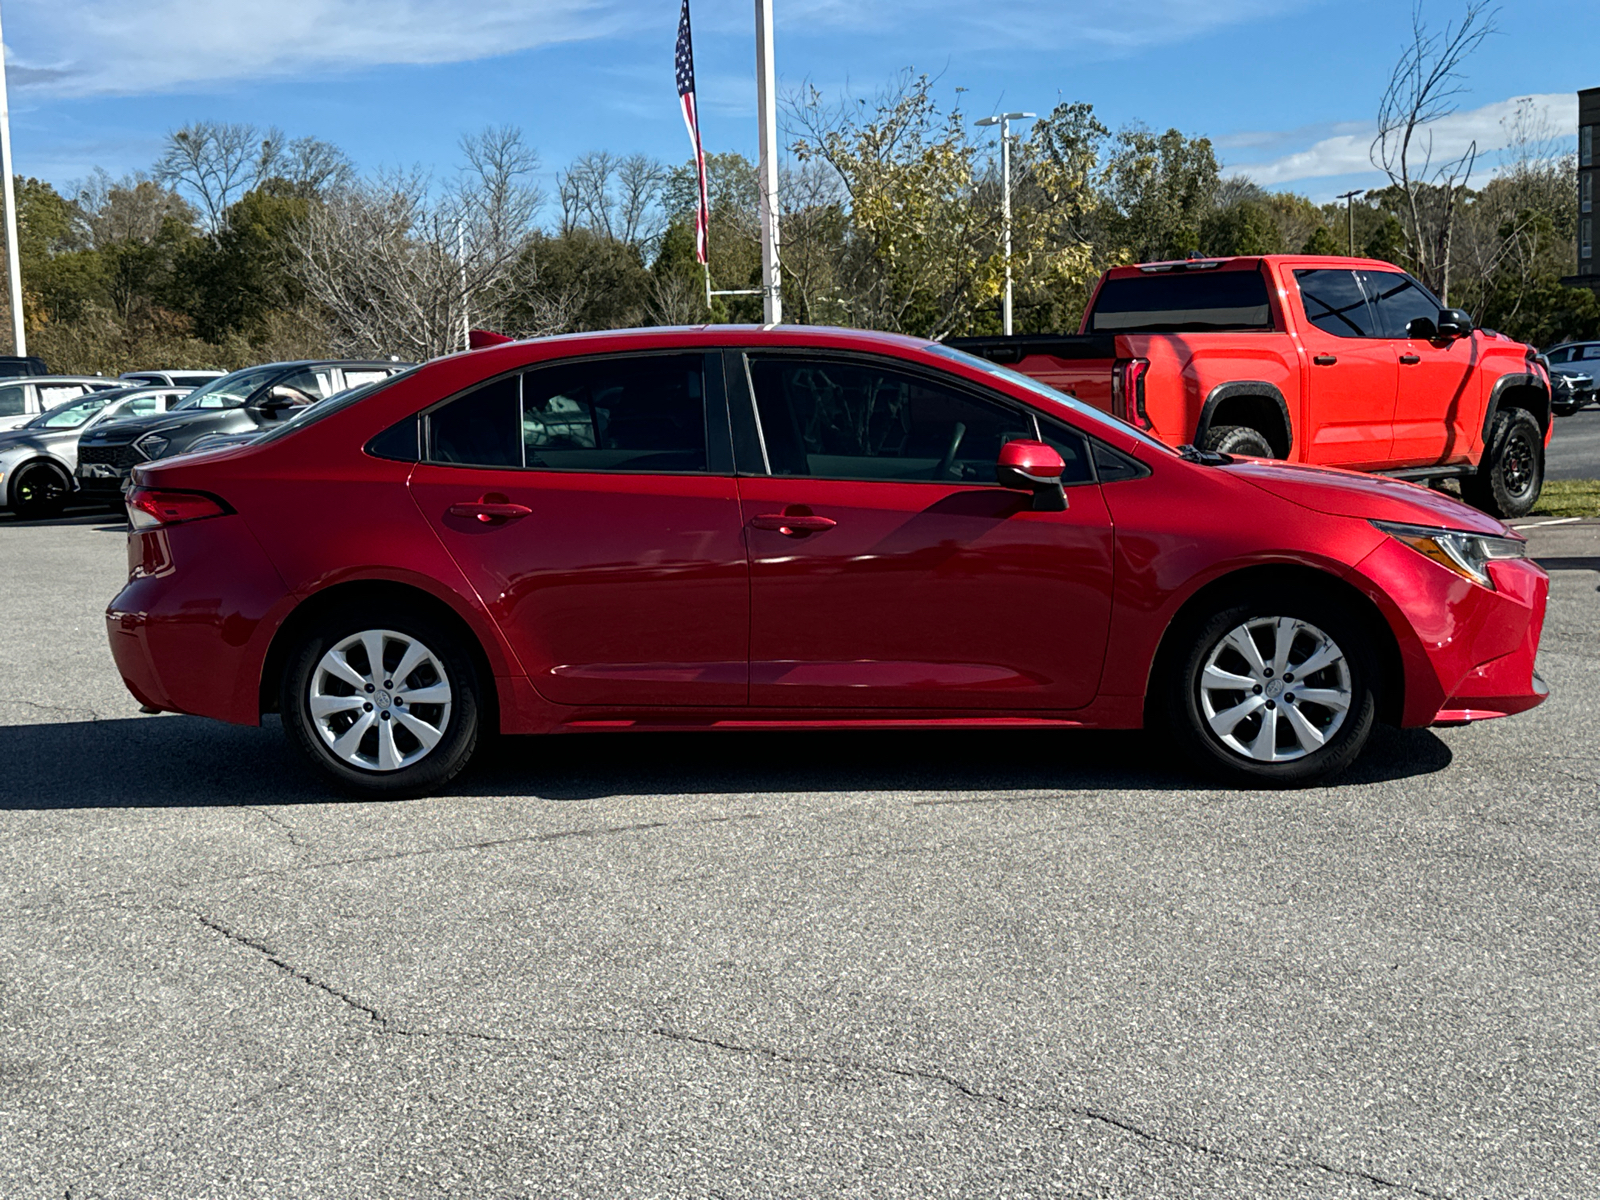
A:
[1585, 172, 1594, 214]
[1583, 218, 1594, 261]
[1585, 126, 1595, 168]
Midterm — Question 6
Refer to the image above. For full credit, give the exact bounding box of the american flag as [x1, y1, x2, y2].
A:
[675, 0, 710, 265]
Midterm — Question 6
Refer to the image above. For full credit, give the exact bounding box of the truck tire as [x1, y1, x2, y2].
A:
[1462, 408, 1543, 519]
[1201, 425, 1276, 458]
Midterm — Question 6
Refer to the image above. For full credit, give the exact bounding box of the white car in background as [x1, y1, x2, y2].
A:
[0, 376, 126, 433]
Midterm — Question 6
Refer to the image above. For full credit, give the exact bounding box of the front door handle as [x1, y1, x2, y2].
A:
[751, 512, 837, 536]
[449, 500, 532, 523]
[1313, 354, 1338, 366]
[1399, 353, 1421, 364]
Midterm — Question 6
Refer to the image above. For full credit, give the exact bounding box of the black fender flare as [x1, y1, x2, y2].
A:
[1193, 381, 1293, 458]
[1480, 372, 1551, 449]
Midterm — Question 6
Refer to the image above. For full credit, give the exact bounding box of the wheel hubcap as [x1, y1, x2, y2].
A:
[1502, 433, 1534, 495]
[1198, 617, 1352, 763]
[309, 629, 452, 772]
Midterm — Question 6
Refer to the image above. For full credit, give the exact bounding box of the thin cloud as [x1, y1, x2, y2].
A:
[1229, 92, 1579, 186]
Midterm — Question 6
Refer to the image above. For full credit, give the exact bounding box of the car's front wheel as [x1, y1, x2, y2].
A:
[281, 612, 483, 796]
[1165, 592, 1377, 787]
[10, 461, 70, 520]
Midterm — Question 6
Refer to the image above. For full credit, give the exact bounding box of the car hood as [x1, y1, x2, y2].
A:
[80, 409, 220, 443]
[1220, 459, 1511, 535]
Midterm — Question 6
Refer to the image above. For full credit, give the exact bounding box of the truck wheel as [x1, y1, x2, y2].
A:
[1201, 425, 1276, 458]
[1462, 408, 1543, 519]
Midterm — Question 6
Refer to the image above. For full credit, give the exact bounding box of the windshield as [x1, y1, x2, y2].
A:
[922, 343, 1177, 456]
[251, 367, 418, 447]
[27, 391, 130, 429]
[172, 366, 282, 410]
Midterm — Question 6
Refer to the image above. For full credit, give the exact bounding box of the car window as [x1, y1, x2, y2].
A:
[521, 355, 707, 473]
[273, 367, 338, 402]
[429, 375, 523, 468]
[1583, 345, 1600, 360]
[1544, 347, 1573, 364]
[1087, 269, 1274, 333]
[1294, 269, 1379, 338]
[746, 355, 1036, 483]
[124, 396, 168, 416]
[37, 394, 117, 428]
[38, 384, 88, 407]
[1362, 271, 1441, 338]
[0, 384, 28, 417]
[173, 366, 281, 410]
[341, 369, 391, 389]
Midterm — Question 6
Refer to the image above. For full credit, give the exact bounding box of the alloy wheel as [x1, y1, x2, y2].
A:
[308, 629, 453, 772]
[1501, 430, 1534, 496]
[1197, 616, 1352, 763]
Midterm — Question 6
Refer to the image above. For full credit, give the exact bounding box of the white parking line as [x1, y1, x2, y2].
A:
[1511, 517, 1584, 529]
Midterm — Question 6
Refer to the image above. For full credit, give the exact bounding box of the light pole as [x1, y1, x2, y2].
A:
[1336, 188, 1363, 256]
[754, 0, 781, 324]
[0, 1, 25, 356]
[977, 111, 1033, 336]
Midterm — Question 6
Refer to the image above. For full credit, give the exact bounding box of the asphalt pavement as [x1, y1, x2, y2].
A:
[1546, 405, 1600, 480]
[0, 518, 1597, 1199]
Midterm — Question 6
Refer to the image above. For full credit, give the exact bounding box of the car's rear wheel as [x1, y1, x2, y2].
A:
[10, 461, 70, 520]
[1462, 408, 1543, 518]
[1200, 425, 1276, 458]
[281, 612, 482, 797]
[1165, 591, 1377, 787]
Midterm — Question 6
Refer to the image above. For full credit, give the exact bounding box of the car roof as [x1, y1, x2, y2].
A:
[446, 325, 934, 361]
[5, 375, 127, 386]
[1102, 254, 1415, 279]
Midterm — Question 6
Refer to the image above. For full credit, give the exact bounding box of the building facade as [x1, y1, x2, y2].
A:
[1567, 87, 1599, 293]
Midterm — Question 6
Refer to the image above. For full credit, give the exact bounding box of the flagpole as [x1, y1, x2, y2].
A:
[754, 0, 781, 325]
[0, 1, 26, 356]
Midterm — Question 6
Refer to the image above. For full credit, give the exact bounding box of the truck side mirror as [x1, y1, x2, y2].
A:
[1404, 316, 1437, 340]
[997, 439, 1068, 512]
[1435, 308, 1474, 339]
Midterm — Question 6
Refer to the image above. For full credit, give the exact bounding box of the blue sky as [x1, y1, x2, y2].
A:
[2, 0, 1591, 207]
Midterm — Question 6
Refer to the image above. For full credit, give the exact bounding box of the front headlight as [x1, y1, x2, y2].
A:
[134, 433, 169, 459]
[1372, 519, 1526, 588]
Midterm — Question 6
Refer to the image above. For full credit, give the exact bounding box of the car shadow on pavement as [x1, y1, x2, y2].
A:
[0, 508, 124, 531]
[0, 714, 1453, 810]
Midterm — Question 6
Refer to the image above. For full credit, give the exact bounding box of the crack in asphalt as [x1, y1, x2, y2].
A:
[634, 1026, 1448, 1198]
[249, 807, 310, 852]
[0, 697, 119, 723]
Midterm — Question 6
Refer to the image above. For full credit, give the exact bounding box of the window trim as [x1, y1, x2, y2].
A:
[733, 347, 1103, 488]
[420, 349, 730, 477]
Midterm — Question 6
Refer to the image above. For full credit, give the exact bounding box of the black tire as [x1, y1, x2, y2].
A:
[281, 607, 483, 797]
[10, 460, 70, 520]
[1201, 425, 1276, 458]
[1461, 408, 1544, 519]
[1162, 587, 1378, 788]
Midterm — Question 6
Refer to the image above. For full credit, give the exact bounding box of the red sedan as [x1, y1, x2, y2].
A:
[107, 327, 1549, 794]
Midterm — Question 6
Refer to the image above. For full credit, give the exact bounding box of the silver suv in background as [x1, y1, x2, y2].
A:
[1545, 342, 1599, 416]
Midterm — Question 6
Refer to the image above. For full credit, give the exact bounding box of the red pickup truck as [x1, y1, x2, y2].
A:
[949, 254, 1553, 517]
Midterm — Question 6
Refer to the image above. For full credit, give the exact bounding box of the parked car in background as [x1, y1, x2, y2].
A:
[119, 369, 226, 389]
[0, 386, 191, 519]
[77, 360, 413, 498]
[0, 376, 126, 433]
[950, 255, 1553, 518]
[0, 356, 51, 379]
[1544, 342, 1598, 416]
[107, 326, 1548, 797]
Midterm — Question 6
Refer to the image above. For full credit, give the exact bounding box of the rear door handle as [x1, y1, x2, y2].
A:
[1399, 353, 1421, 364]
[751, 513, 837, 536]
[1313, 354, 1337, 366]
[449, 501, 532, 523]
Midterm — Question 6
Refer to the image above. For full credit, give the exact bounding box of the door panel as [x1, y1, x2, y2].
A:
[1293, 268, 1397, 467]
[738, 353, 1114, 710]
[1361, 270, 1479, 465]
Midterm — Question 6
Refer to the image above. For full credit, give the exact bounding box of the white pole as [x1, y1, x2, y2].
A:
[0, 2, 25, 357]
[1000, 114, 1013, 337]
[456, 218, 468, 351]
[754, 0, 781, 325]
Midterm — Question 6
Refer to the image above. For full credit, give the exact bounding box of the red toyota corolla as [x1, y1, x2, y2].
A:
[107, 326, 1549, 795]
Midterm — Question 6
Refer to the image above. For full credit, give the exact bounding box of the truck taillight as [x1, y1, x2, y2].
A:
[1112, 358, 1151, 430]
[126, 487, 230, 530]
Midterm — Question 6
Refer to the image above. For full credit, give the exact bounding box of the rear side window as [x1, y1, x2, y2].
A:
[430, 375, 522, 468]
[1088, 270, 1274, 333]
[522, 354, 707, 472]
[1362, 271, 1440, 338]
[1295, 269, 1378, 338]
[0, 384, 27, 417]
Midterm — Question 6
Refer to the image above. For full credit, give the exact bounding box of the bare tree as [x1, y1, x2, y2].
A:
[155, 120, 283, 232]
[277, 136, 355, 196]
[75, 169, 195, 247]
[559, 151, 667, 244]
[291, 128, 543, 360]
[1370, 1, 1497, 302]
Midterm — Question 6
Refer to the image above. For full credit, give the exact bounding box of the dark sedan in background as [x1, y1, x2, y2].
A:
[76, 360, 410, 499]
[0, 386, 191, 519]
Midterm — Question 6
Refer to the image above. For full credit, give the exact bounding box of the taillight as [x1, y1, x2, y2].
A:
[126, 487, 230, 530]
[1112, 358, 1151, 429]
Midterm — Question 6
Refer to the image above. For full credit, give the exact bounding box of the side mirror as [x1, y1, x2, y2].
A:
[1404, 316, 1438, 340]
[1435, 308, 1474, 339]
[996, 439, 1068, 512]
